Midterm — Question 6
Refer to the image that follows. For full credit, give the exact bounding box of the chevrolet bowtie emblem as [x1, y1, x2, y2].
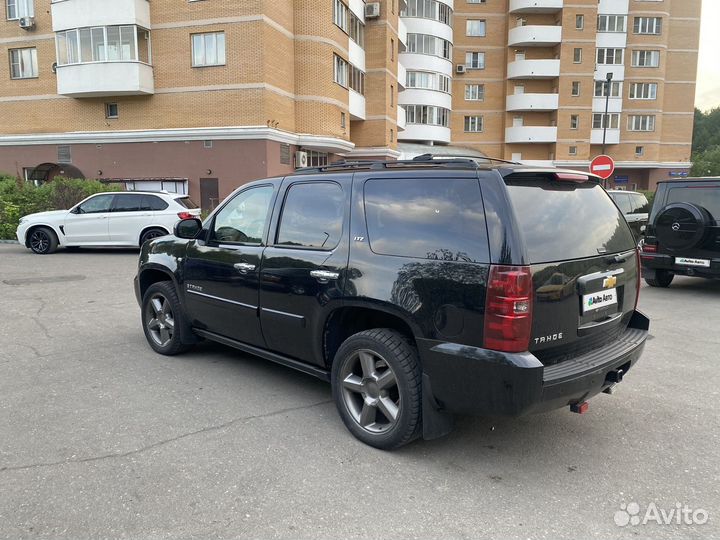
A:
[603, 275, 617, 289]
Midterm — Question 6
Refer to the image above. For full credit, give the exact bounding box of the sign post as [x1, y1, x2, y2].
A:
[590, 155, 615, 186]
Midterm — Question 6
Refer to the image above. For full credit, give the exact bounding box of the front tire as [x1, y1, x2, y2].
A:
[28, 227, 58, 255]
[645, 269, 674, 288]
[141, 282, 193, 355]
[331, 329, 422, 450]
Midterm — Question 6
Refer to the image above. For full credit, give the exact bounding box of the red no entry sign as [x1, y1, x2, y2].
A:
[590, 155, 615, 180]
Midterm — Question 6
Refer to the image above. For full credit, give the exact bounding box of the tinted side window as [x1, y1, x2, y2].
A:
[276, 182, 344, 249]
[364, 178, 489, 262]
[145, 195, 169, 211]
[613, 193, 632, 214]
[112, 194, 145, 212]
[78, 194, 115, 214]
[212, 186, 274, 244]
[630, 193, 649, 213]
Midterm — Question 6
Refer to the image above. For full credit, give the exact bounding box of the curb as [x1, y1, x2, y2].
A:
[0, 240, 19, 244]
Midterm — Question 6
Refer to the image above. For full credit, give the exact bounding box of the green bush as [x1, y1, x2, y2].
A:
[639, 190, 655, 210]
[0, 176, 121, 240]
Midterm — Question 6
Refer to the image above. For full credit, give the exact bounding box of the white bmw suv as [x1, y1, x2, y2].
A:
[16, 191, 201, 254]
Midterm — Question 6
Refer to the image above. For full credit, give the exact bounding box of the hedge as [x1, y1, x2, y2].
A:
[0, 175, 121, 240]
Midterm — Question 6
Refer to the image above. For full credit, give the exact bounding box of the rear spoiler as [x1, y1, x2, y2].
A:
[499, 168, 602, 184]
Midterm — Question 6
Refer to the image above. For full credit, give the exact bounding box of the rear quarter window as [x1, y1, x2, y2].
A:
[363, 177, 489, 263]
[505, 176, 635, 263]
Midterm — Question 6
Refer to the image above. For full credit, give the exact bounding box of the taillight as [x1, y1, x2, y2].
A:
[635, 248, 641, 310]
[177, 212, 194, 220]
[483, 265, 533, 353]
[641, 243, 657, 253]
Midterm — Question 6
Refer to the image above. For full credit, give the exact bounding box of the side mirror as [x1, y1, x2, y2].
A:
[174, 218, 203, 239]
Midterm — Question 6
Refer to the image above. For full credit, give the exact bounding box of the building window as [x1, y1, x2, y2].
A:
[464, 83, 484, 101]
[57, 26, 150, 65]
[633, 17, 662, 35]
[465, 51, 485, 69]
[390, 128, 394, 142]
[466, 20, 486, 36]
[594, 80, 621, 97]
[575, 14, 584, 30]
[333, 54, 348, 87]
[635, 146, 644, 156]
[348, 11, 364, 46]
[191, 32, 225, 66]
[406, 71, 450, 92]
[592, 113, 620, 129]
[105, 103, 118, 119]
[333, 0, 348, 32]
[569, 145, 577, 156]
[632, 50, 660, 67]
[390, 84, 394, 107]
[629, 82, 658, 100]
[573, 48, 583, 63]
[628, 115, 656, 131]
[307, 150, 328, 167]
[349, 64, 365, 94]
[403, 104, 450, 127]
[464, 115, 483, 132]
[340, 112, 346, 128]
[596, 48, 624, 65]
[390, 38, 395, 60]
[570, 115, 579, 129]
[407, 33, 451, 60]
[9, 47, 37, 79]
[571, 81, 580, 96]
[467, 0, 486, 3]
[597, 15, 626, 33]
[6, 0, 33, 20]
[402, 0, 452, 25]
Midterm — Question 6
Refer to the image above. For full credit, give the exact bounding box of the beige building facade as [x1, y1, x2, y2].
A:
[0, 0, 701, 205]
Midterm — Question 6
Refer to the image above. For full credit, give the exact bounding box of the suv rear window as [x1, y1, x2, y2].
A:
[364, 177, 489, 263]
[667, 186, 720, 222]
[175, 197, 199, 209]
[505, 176, 635, 263]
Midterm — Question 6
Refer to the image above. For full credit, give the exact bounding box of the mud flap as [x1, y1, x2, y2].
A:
[422, 373, 454, 440]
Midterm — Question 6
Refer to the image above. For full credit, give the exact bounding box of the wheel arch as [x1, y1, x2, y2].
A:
[24, 223, 61, 247]
[138, 225, 171, 246]
[322, 304, 420, 369]
[138, 265, 177, 301]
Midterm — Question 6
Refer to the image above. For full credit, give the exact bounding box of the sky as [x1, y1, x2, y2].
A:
[695, 0, 720, 111]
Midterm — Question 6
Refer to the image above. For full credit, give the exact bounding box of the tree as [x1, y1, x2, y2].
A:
[691, 108, 720, 176]
[690, 146, 720, 177]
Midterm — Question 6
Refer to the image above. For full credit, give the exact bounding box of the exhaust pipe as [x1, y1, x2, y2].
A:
[605, 369, 624, 384]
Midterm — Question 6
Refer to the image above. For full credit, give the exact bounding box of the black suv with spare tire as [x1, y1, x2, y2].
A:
[640, 178, 720, 287]
[134, 156, 649, 449]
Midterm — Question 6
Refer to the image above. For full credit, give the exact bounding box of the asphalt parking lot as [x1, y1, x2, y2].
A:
[0, 244, 718, 540]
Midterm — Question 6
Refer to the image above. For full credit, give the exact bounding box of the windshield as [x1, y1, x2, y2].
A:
[505, 176, 636, 263]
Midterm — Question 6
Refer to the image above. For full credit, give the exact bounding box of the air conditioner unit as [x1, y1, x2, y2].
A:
[295, 151, 308, 169]
[456, 64, 466, 74]
[19, 16, 35, 29]
[365, 2, 380, 18]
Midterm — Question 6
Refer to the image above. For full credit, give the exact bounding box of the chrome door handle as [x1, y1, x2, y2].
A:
[233, 262, 256, 273]
[310, 270, 340, 282]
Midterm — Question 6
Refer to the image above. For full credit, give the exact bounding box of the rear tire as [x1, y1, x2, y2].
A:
[645, 270, 674, 288]
[331, 328, 422, 450]
[141, 282, 193, 355]
[28, 227, 58, 255]
[140, 228, 167, 246]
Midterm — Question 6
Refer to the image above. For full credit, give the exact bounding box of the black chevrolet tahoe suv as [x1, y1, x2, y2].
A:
[641, 178, 720, 287]
[134, 156, 649, 449]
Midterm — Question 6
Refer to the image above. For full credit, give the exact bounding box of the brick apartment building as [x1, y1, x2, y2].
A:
[0, 0, 701, 208]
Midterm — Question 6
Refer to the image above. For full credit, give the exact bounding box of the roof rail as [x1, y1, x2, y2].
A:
[293, 154, 519, 175]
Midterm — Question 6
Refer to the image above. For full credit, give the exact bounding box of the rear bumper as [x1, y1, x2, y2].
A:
[419, 310, 649, 417]
[642, 253, 720, 278]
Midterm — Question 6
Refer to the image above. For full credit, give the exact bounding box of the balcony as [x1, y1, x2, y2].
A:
[507, 59, 560, 79]
[56, 62, 154, 97]
[397, 106, 406, 131]
[509, 0, 563, 13]
[506, 93, 559, 111]
[508, 25, 562, 47]
[51, 0, 151, 32]
[398, 18, 407, 51]
[397, 62, 407, 90]
[398, 124, 451, 144]
[505, 126, 558, 144]
[349, 89, 366, 121]
[591, 129, 620, 145]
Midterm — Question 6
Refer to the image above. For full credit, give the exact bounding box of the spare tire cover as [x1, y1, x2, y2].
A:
[654, 202, 709, 251]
